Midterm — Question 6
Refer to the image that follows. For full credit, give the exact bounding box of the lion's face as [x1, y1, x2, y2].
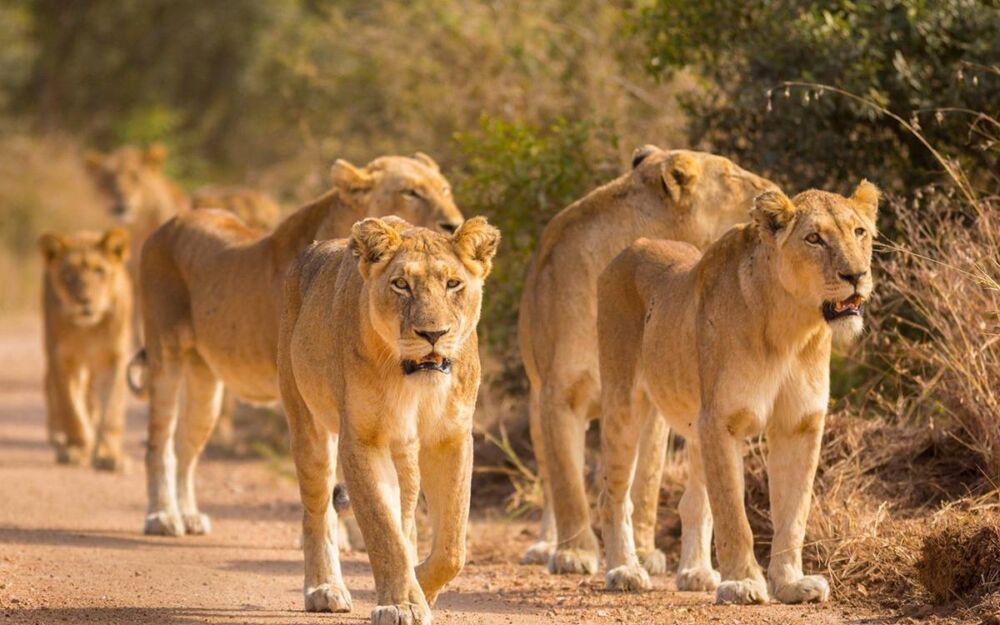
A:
[85, 145, 169, 221]
[752, 181, 880, 341]
[350, 216, 500, 379]
[330, 153, 464, 234]
[39, 228, 130, 327]
[632, 147, 776, 242]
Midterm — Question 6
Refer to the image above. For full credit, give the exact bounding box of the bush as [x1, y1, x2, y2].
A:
[454, 115, 620, 395]
[635, 0, 1000, 194]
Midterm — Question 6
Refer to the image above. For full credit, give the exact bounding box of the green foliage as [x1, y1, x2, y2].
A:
[635, 0, 1000, 194]
[454, 115, 619, 394]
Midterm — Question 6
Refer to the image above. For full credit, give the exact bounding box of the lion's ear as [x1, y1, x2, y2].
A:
[143, 143, 168, 169]
[751, 189, 797, 235]
[84, 150, 104, 174]
[100, 227, 130, 262]
[38, 233, 66, 263]
[661, 152, 702, 204]
[631, 144, 661, 169]
[412, 152, 440, 172]
[452, 216, 501, 278]
[331, 159, 373, 192]
[350, 218, 403, 279]
[850, 179, 880, 223]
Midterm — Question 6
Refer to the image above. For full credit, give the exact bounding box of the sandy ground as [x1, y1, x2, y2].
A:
[0, 317, 887, 625]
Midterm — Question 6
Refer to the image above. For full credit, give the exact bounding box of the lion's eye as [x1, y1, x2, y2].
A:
[446, 278, 462, 290]
[391, 278, 410, 292]
[805, 232, 824, 246]
[404, 189, 423, 200]
[854, 227, 866, 238]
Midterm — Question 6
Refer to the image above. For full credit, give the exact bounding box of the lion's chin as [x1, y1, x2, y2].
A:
[830, 315, 864, 348]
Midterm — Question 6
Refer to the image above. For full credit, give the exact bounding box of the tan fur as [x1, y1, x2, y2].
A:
[137, 154, 464, 537]
[278, 217, 499, 623]
[191, 186, 282, 231]
[596, 182, 879, 603]
[39, 227, 132, 472]
[519, 146, 777, 573]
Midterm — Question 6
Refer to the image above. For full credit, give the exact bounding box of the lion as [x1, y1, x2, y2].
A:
[85, 143, 282, 347]
[519, 145, 777, 574]
[596, 182, 879, 603]
[39, 227, 132, 472]
[136, 154, 464, 537]
[277, 216, 499, 623]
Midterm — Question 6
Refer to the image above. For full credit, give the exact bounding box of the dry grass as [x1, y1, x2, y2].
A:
[0, 132, 109, 314]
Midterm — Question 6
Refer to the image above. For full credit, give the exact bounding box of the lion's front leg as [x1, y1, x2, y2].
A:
[342, 434, 430, 625]
[46, 360, 93, 465]
[416, 432, 472, 605]
[766, 411, 829, 604]
[89, 361, 129, 472]
[699, 409, 768, 604]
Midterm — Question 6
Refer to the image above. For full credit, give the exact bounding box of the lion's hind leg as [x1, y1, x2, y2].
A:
[175, 351, 224, 535]
[631, 395, 669, 576]
[675, 443, 720, 591]
[143, 344, 185, 536]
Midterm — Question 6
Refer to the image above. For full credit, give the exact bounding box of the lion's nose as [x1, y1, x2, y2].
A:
[415, 328, 449, 346]
[839, 271, 866, 286]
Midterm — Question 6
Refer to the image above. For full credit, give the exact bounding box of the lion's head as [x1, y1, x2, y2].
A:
[84, 144, 171, 221]
[349, 216, 500, 378]
[38, 228, 130, 327]
[631, 146, 776, 244]
[751, 180, 880, 341]
[330, 153, 464, 234]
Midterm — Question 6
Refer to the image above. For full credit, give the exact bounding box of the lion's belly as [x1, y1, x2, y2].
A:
[188, 289, 282, 403]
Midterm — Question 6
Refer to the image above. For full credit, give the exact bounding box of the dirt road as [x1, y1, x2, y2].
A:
[0, 317, 879, 624]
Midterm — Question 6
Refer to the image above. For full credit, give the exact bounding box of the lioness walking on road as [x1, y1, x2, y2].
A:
[39, 228, 132, 472]
[135, 154, 464, 538]
[278, 216, 499, 623]
[597, 182, 879, 604]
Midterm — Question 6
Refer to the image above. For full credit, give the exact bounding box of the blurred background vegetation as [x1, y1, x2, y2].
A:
[1, 1, 999, 612]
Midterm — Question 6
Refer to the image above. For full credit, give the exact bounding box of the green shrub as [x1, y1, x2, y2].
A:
[634, 0, 1000, 194]
[454, 115, 620, 395]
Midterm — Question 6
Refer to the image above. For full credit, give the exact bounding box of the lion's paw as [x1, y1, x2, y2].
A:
[182, 512, 212, 535]
[548, 547, 599, 575]
[93, 453, 129, 473]
[605, 564, 651, 592]
[677, 566, 721, 592]
[371, 602, 431, 625]
[522, 540, 555, 565]
[770, 575, 830, 604]
[305, 583, 352, 612]
[144, 511, 185, 537]
[57, 445, 88, 466]
[637, 548, 667, 576]
[715, 578, 769, 605]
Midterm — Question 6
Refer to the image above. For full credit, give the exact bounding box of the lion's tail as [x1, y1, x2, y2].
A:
[126, 348, 149, 399]
[332, 483, 351, 515]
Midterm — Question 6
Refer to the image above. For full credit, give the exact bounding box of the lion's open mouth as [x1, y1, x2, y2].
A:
[822, 294, 865, 322]
[401, 353, 453, 375]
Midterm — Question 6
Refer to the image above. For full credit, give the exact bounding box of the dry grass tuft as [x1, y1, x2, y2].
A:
[917, 512, 1000, 604]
